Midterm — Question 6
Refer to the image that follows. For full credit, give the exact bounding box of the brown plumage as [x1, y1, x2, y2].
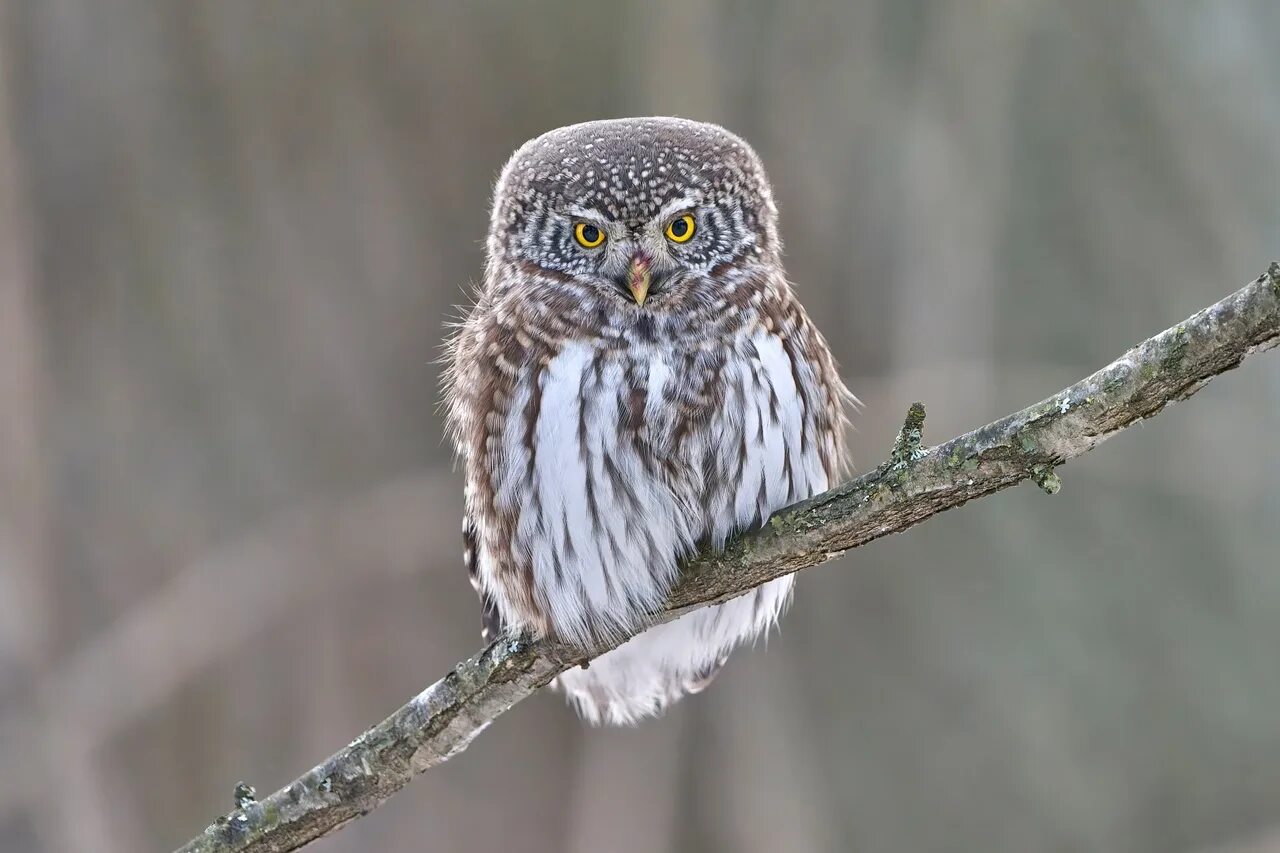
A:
[444, 117, 851, 724]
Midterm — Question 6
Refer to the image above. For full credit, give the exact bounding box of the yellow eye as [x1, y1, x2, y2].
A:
[574, 222, 606, 248]
[665, 214, 696, 243]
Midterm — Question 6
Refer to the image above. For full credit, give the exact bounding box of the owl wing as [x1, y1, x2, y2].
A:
[464, 512, 503, 644]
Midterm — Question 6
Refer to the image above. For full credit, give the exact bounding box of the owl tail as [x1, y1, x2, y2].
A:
[553, 575, 793, 725]
[684, 656, 729, 693]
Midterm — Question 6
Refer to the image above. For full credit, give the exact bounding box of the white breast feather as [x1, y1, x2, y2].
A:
[486, 328, 833, 724]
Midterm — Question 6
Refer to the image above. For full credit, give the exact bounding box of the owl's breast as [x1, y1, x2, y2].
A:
[479, 340, 697, 644]
[661, 328, 832, 547]
[475, 326, 831, 645]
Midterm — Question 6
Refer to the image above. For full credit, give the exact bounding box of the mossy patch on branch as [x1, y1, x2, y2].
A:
[1160, 325, 1189, 372]
[1030, 464, 1062, 495]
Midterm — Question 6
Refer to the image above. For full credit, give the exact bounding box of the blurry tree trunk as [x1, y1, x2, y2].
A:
[893, 4, 1031, 417]
[0, 0, 50, 681]
[0, 15, 125, 853]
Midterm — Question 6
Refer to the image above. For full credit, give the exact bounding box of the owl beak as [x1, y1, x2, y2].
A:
[627, 254, 652, 306]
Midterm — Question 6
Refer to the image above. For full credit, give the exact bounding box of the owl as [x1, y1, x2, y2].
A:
[444, 117, 851, 725]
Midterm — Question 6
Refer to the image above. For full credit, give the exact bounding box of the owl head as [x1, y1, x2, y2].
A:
[485, 117, 781, 314]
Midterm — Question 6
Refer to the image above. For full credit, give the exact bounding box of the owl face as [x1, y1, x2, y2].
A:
[487, 117, 781, 313]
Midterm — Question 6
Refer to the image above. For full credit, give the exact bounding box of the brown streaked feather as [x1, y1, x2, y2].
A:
[464, 515, 503, 644]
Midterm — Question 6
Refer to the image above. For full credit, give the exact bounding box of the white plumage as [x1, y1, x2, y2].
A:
[468, 324, 838, 724]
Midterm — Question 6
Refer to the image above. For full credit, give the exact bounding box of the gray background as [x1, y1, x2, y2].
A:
[1, 2, 1278, 851]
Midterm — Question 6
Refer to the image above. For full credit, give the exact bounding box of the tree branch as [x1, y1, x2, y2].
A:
[176, 263, 1280, 853]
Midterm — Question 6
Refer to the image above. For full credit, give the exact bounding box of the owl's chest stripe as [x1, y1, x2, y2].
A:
[482, 329, 827, 645]
[497, 343, 684, 642]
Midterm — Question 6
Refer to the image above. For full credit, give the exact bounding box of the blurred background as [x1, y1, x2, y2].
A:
[1, 2, 1278, 851]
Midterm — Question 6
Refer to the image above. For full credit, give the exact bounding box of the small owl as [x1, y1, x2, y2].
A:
[444, 117, 850, 725]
